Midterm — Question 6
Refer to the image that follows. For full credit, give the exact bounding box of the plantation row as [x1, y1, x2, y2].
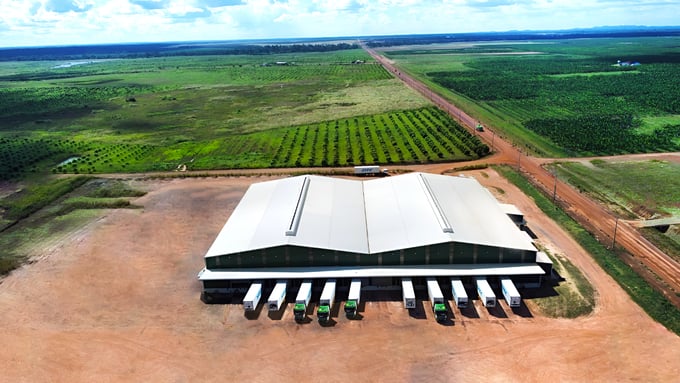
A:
[424, 47, 680, 155]
[0, 107, 488, 178]
[0, 137, 154, 179]
[525, 115, 680, 154]
[188, 107, 489, 169]
[265, 107, 488, 167]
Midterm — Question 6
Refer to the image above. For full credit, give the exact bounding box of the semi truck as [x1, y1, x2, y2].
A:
[267, 280, 287, 311]
[500, 277, 522, 307]
[344, 279, 362, 319]
[475, 277, 496, 307]
[318, 279, 336, 324]
[353, 165, 388, 177]
[293, 280, 313, 322]
[426, 278, 448, 322]
[450, 277, 468, 309]
[243, 281, 263, 311]
[401, 278, 416, 309]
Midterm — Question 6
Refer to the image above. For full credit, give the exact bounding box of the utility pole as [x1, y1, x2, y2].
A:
[611, 218, 619, 250]
[491, 130, 495, 151]
[517, 150, 521, 171]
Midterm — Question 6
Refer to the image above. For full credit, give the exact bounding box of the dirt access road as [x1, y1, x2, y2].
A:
[363, 44, 680, 305]
[1, 173, 679, 382]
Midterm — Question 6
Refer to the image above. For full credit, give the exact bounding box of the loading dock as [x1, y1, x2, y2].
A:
[475, 277, 496, 307]
[267, 280, 287, 311]
[243, 281, 262, 311]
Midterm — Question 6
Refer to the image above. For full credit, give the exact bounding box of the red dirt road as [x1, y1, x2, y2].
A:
[363, 45, 680, 304]
[0, 174, 679, 382]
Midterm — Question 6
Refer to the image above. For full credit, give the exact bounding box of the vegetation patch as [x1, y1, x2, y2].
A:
[495, 165, 680, 335]
[0, 209, 103, 276]
[0, 177, 147, 275]
[532, 249, 595, 318]
[549, 160, 680, 218]
[0, 176, 90, 227]
[389, 37, 680, 157]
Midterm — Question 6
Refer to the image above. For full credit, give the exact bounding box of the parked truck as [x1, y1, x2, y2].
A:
[353, 165, 388, 177]
[450, 277, 468, 309]
[475, 277, 496, 307]
[318, 279, 336, 324]
[293, 280, 313, 322]
[243, 281, 263, 311]
[267, 280, 287, 311]
[344, 279, 362, 319]
[401, 278, 416, 309]
[426, 277, 448, 322]
[500, 277, 522, 307]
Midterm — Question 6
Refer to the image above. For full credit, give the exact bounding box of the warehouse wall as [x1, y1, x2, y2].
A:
[205, 243, 536, 269]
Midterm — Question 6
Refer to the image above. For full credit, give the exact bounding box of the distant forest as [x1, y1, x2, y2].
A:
[365, 27, 680, 47]
[0, 42, 359, 61]
[2, 26, 679, 61]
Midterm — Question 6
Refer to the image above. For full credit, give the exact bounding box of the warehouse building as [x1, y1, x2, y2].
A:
[198, 172, 550, 303]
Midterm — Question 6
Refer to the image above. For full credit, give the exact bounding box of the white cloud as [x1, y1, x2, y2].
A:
[0, 0, 677, 47]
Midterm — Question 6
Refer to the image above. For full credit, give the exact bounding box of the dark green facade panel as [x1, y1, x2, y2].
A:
[205, 242, 536, 269]
[453, 242, 475, 263]
[403, 247, 426, 265]
[336, 251, 360, 266]
[429, 243, 450, 265]
[314, 251, 336, 267]
[264, 246, 287, 267]
[242, 251, 263, 268]
[359, 253, 380, 266]
[503, 248, 524, 263]
[381, 251, 401, 266]
[477, 245, 500, 263]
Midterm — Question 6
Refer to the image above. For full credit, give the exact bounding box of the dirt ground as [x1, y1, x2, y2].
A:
[0, 171, 678, 383]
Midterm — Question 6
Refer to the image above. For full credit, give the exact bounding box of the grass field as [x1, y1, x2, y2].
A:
[550, 159, 680, 218]
[0, 48, 459, 179]
[0, 178, 146, 275]
[531, 248, 595, 318]
[384, 37, 680, 157]
[549, 159, 680, 261]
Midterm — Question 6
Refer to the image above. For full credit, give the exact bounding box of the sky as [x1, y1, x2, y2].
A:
[0, 0, 678, 47]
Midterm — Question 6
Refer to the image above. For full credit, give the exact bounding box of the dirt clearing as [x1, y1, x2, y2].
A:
[0, 172, 678, 382]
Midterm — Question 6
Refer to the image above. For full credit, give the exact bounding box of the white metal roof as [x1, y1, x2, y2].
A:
[198, 264, 545, 280]
[499, 203, 524, 217]
[204, 172, 537, 258]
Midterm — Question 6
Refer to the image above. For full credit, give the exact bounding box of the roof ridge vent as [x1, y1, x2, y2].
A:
[418, 173, 453, 233]
[286, 176, 311, 236]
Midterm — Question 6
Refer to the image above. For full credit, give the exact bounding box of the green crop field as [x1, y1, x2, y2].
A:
[0, 48, 473, 179]
[384, 37, 680, 157]
[0, 106, 486, 177]
[550, 159, 680, 218]
[549, 159, 680, 261]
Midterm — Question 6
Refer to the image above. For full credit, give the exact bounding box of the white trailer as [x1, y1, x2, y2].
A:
[353, 165, 388, 177]
[401, 278, 416, 309]
[450, 277, 468, 309]
[243, 281, 263, 311]
[293, 280, 313, 322]
[267, 280, 287, 311]
[426, 278, 447, 322]
[475, 277, 496, 307]
[344, 279, 362, 318]
[318, 279, 336, 324]
[500, 277, 522, 307]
